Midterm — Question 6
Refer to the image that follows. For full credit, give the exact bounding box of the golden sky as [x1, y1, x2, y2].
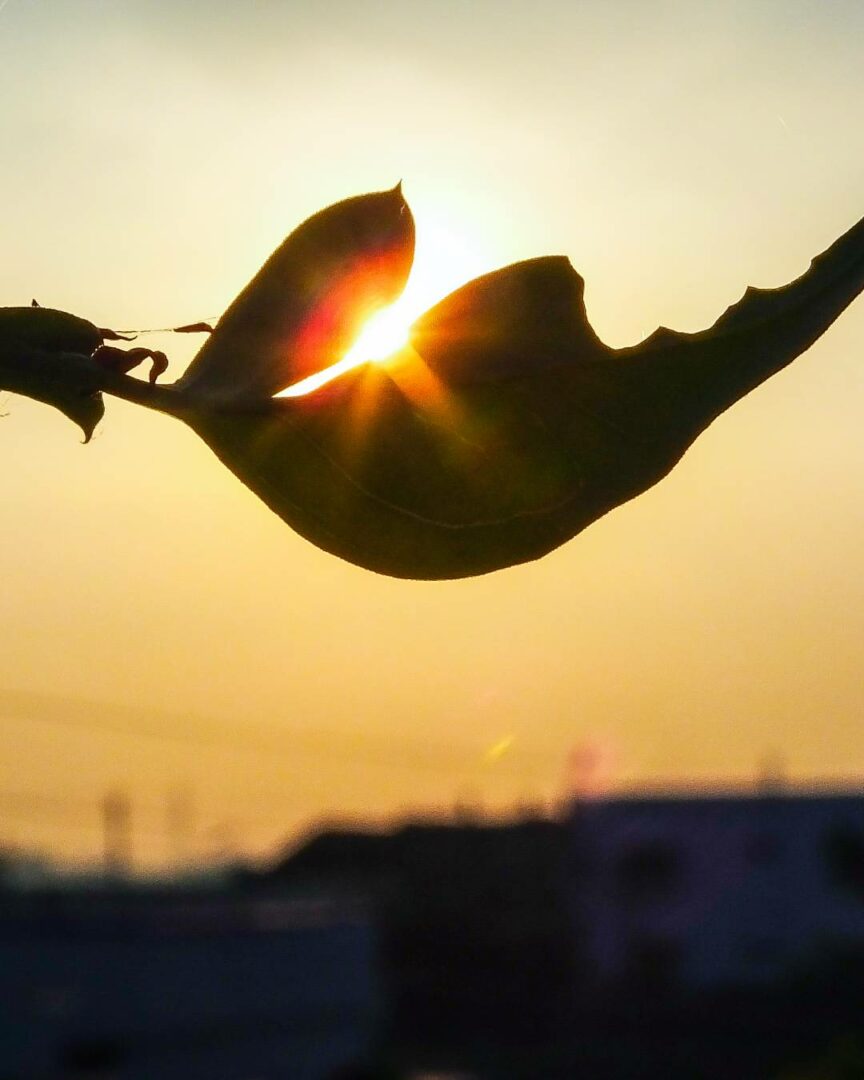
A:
[0, 0, 862, 866]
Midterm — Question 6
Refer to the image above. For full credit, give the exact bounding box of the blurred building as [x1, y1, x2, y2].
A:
[266, 788, 864, 1076]
[0, 889, 379, 1079]
[6, 787, 864, 1078]
[264, 816, 579, 1073]
[569, 787, 864, 989]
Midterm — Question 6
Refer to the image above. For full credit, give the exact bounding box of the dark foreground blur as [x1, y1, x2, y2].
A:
[4, 784, 864, 1079]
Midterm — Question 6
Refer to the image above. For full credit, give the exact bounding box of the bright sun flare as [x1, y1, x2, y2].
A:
[346, 302, 413, 365]
[277, 300, 413, 398]
[277, 208, 493, 399]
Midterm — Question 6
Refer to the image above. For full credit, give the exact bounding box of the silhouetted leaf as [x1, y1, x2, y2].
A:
[0, 307, 106, 440]
[0, 306, 105, 357]
[97, 327, 136, 341]
[34, 378, 104, 442]
[0, 347, 104, 441]
[410, 256, 608, 382]
[172, 322, 214, 334]
[184, 201, 864, 579]
[178, 185, 414, 402]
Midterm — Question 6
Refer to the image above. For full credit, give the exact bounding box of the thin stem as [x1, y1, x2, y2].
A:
[0, 345, 190, 419]
[94, 367, 190, 418]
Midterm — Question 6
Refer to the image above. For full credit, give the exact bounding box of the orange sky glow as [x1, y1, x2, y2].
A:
[0, 0, 862, 868]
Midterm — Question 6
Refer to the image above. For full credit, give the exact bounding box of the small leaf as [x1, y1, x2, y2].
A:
[97, 328, 137, 342]
[186, 203, 864, 579]
[0, 307, 108, 440]
[0, 345, 104, 441]
[172, 322, 214, 334]
[30, 376, 104, 443]
[178, 185, 414, 402]
[0, 306, 104, 357]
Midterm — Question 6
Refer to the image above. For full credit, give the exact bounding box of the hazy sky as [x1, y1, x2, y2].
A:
[1, 0, 862, 865]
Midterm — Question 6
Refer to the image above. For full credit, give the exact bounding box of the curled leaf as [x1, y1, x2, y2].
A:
[410, 256, 608, 383]
[30, 374, 104, 443]
[179, 185, 414, 402]
[185, 201, 864, 579]
[0, 307, 108, 440]
[0, 345, 104, 441]
[92, 344, 169, 386]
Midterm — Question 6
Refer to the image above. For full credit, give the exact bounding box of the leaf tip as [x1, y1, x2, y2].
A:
[75, 393, 105, 444]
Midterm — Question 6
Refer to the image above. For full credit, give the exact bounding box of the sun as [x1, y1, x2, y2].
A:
[278, 299, 414, 399]
[278, 207, 494, 399]
[345, 301, 413, 365]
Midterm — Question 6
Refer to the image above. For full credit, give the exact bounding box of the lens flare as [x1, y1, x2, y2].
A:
[484, 734, 516, 763]
[278, 299, 413, 398]
[277, 205, 494, 399]
[346, 302, 412, 365]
